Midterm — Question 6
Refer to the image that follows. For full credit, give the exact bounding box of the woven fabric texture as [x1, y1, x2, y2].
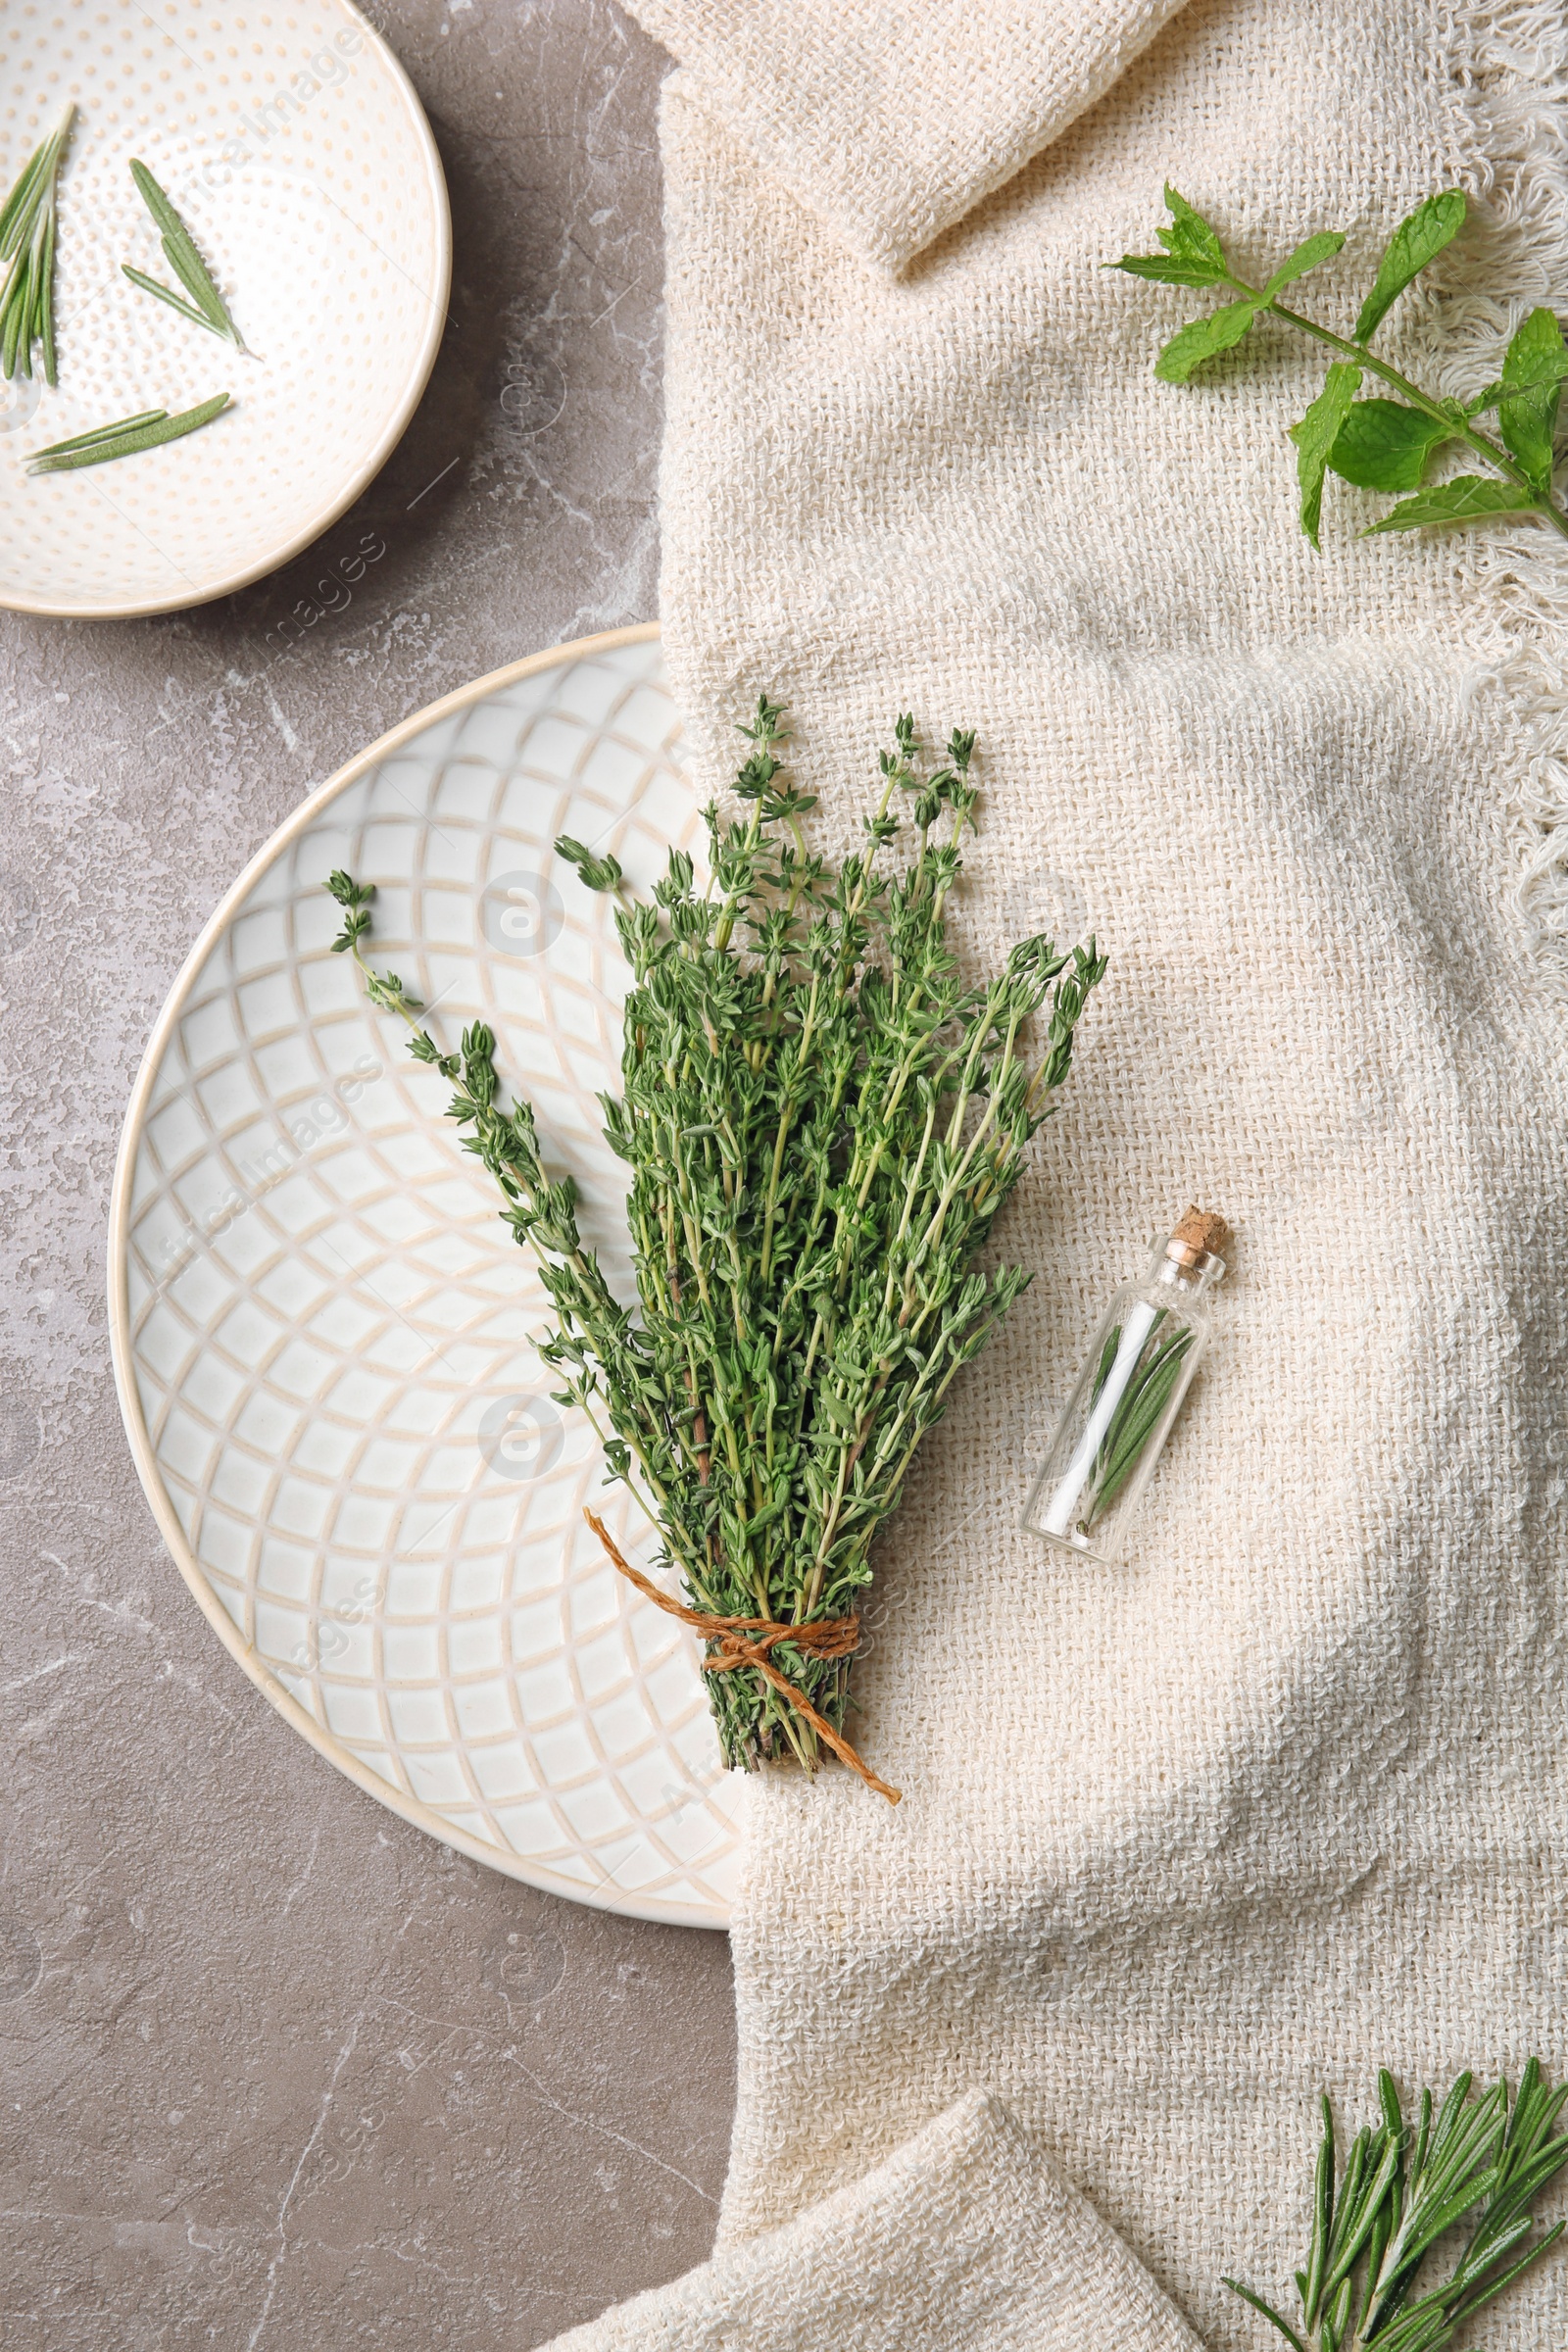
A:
[546, 2089, 1201, 2350]
[621, 0, 1193, 272]
[541, 1, 1568, 2344]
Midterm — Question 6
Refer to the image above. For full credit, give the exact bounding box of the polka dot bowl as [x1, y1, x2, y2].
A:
[0, 0, 449, 617]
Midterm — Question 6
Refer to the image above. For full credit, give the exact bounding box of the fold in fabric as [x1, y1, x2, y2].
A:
[622, 0, 1196, 271]
[542, 2090, 1202, 2350]
[602, 0, 1568, 2343]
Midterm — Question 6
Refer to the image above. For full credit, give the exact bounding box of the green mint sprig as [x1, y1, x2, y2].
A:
[329, 704, 1107, 1782]
[0, 103, 74, 385]
[1110, 185, 1568, 547]
[1227, 2061, 1568, 2352]
[122, 159, 250, 354]
[26, 393, 231, 474]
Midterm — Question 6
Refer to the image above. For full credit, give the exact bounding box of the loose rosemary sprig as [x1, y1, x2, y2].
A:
[0, 103, 74, 385]
[1111, 186, 1568, 546]
[123, 159, 250, 353]
[25, 393, 231, 474]
[1227, 2062, 1568, 2352]
[328, 704, 1106, 1779]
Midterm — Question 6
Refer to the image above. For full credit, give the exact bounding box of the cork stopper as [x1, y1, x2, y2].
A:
[1167, 1204, 1229, 1266]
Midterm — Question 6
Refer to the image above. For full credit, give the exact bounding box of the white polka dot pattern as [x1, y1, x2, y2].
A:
[110, 628, 746, 1928]
[0, 0, 448, 617]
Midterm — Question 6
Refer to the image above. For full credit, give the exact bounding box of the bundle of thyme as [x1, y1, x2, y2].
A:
[1111, 186, 1568, 546]
[1228, 2062, 1568, 2352]
[329, 704, 1105, 1797]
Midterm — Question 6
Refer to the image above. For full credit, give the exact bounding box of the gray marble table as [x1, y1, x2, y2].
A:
[0, 5, 738, 2340]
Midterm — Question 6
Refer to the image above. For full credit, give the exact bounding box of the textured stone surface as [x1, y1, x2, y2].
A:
[0, 4, 739, 2342]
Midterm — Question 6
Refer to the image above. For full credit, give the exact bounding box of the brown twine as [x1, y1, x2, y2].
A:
[584, 1510, 902, 1805]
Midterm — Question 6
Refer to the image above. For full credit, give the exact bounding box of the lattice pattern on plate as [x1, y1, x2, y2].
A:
[112, 629, 744, 1927]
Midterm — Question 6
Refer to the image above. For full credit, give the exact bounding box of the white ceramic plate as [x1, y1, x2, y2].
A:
[0, 0, 449, 618]
[109, 625, 746, 1929]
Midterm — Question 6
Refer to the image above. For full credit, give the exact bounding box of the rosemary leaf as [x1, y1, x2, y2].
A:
[0, 102, 74, 386]
[120, 265, 213, 333]
[126, 159, 248, 350]
[30, 408, 168, 457]
[1229, 2064, 1568, 2352]
[26, 392, 231, 473]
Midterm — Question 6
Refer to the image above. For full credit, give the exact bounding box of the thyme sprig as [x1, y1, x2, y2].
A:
[1111, 186, 1568, 546]
[1227, 2062, 1568, 2352]
[0, 103, 74, 385]
[328, 704, 1106, 1779]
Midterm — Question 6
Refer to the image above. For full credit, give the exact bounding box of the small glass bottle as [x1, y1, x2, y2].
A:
[1021, 1207, 1228, 1565]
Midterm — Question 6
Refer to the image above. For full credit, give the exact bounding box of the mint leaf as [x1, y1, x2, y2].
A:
[1265, 230, 1346, 300]
[1111, 185, 1232, 293]
[1352, 189, 1467, 343]
[1466, 347, 1568, 414]
[1288, 362, 1360, 547]
[1327, 397, 1458, 492]
[1110, 254, 1228, 287]
[1362, 475, 1535, 533]
[1498, 306, 1564, 490]
[1160, 183, 1225, 273]
[1153, 297, 1261, 383]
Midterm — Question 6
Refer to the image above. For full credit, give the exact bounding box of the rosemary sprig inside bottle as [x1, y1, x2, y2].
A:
[1228, 2061, 1568, 2352]
[329, 703, 1107, 1796]
[1081, 1308, 1195, 1528]
[0, 102, 74, 385]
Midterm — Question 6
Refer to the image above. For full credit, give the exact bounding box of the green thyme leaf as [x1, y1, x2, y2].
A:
[26, 392, 231, 473]
[1153, 296, 1262, 383]
[1289, 362, 1361, 547]
[126, 159, 248, 350]
[1352, 188, 1467, 343]
[555, 836, 624, 894]
[1327, 397, 1459, 493]
[1497, 306, 1564, 492]
[1361, 474, 1535, 533]
[0, 102, 74, 386]
[1264, 229, 1346, 299]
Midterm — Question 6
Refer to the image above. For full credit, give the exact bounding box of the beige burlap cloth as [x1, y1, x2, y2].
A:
[542, 1, 1568, 2342]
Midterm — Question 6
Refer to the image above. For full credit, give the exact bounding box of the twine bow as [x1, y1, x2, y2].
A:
[584, 1511, 901, 1804]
